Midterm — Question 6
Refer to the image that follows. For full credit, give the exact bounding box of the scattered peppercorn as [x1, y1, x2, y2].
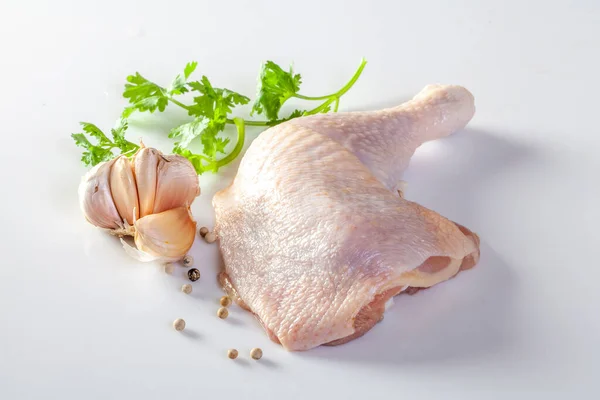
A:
[173, 318, 186, 331]
[164, 263, 174, 274]
[204, 231, 217, 243]
[199, 227, 209, 238]
[182, 254, 193, 267]
[220, 296, 232, 307]
[250, 348, 263, 360]
[187, 268, 200, 282]
[181, 284, 192, 294]
[227, 349, 238, 359]
[217, 307, 229, 319]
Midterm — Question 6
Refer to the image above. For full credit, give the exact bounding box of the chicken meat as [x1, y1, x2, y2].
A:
[213, 84, 480, 351]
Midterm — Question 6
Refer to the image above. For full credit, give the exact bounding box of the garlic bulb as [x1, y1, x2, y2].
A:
[79, 146, 200, 262]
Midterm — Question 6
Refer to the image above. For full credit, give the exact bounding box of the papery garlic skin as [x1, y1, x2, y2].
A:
[109, 156, 139, 225]
[153, 155, 200, 214]
[79, 159, 121, 229]
[133, 147, 159, 218]
[133, 207, 197, 260]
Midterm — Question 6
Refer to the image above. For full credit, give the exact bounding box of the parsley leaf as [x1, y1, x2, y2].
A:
[71, 120, 139, 166]
[267, 109, 305, 126]
[188, 76, 250, 119]
[122, 73, 169, 117]
[111, 119, 138, 154]
[214, 137, 230, 154]
[251, 61, 302, 120]
[180, 76, 249, 163]
[71, 132, 112, 166]
[199, 120, 226, 161]
[168, 117, 229, 163]
[168, 116, 211, 148]
[168, 61, 198, 95]
[172, 146, 210, 174]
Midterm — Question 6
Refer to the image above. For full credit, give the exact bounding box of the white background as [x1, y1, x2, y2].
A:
[0, 0, 598, 398]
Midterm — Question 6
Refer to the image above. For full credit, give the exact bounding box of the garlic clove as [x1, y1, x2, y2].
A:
[133, 147, 159, 218]
[78, 159, 122, 229]
[109, 156, 140, 225]
[133, 206, 196, 261]
[152, 155, 200, 214]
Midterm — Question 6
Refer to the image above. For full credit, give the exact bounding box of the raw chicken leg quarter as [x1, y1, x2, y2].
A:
[214, 84, 480, 351]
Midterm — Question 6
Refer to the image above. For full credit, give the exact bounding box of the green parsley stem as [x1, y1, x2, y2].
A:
[226, 118, 268, 127]
[167, 97, 192, 112]
[331, 57, 367, 98]
[292, 58, 367, 103]
[216, 118, 246, 167]
[293, 93, 333, 101]
[304, 97, 337, 115]
[333, 97, 340, 112]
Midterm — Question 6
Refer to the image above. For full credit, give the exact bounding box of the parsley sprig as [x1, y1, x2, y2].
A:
[72, 58, 367, 174]
[71, 119, 139, 166]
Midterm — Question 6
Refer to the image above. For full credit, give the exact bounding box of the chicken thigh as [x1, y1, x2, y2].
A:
[213, 84, 480, 351]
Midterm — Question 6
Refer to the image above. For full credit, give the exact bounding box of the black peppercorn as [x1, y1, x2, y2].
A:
[187, 268, 200, 282]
